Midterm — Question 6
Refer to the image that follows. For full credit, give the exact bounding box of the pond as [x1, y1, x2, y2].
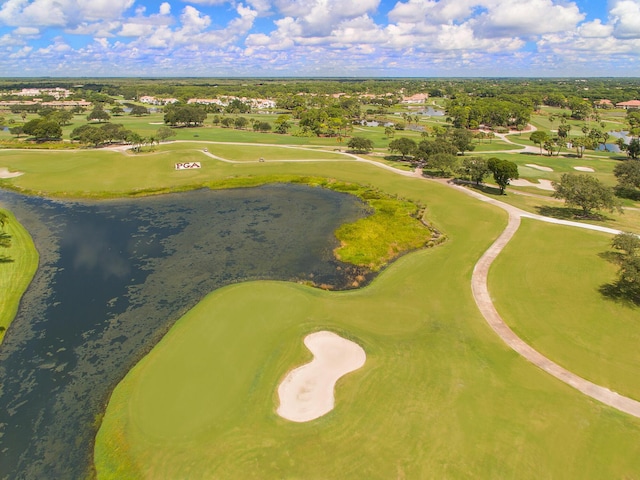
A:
[0, 184, 371, 479]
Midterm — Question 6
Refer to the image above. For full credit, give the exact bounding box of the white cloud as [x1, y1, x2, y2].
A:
[0, 0, 135, 28]
[577, 19, 613, 38]
[388, 0, 477, 24]
[473, 0, 584, 38]
[160, 2, 172, 15]
[610, 0, 640, 39]
[14, 26, 40, 36]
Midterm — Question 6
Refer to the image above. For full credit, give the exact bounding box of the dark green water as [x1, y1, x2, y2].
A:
[0, 184, 370, 479]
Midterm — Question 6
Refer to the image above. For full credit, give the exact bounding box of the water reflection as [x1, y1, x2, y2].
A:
[0, 185, 369, 479]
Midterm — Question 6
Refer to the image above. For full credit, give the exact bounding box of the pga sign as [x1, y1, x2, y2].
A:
[175, 162, 201, 170]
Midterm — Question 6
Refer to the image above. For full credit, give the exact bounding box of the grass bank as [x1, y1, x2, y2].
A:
[0, 208, 38, 344]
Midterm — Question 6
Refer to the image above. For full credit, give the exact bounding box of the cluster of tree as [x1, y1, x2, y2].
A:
[70, 123, 134, 147]
[163, 105, 207, 127]
[225, 99, 251, 114]
[21, 117, 62, 140]
[70, 124, 175, 148]
[609, 232, 640, 301]
[387, 128, 476, 164]
[445, 96, 533, 129]
[293, 105, 352, 137]
[530, 125, 628, 158]
[552, 173, 621, 217]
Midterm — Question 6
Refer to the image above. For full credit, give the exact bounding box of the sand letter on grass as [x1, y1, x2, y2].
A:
[277, 331, 366, 422]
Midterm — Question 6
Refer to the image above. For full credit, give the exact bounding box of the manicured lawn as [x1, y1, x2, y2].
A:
[3, 140, 640, 478]
[0, 144, 354, 196]
[490, 219, 640, 400]
[95, 159, 640, 479]
[0, 208, 38, 343]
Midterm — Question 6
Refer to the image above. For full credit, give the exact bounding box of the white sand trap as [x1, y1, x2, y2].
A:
[277, 331, 366, 422]
[0, 167, 23, 178]
[574, 166, 595, 172]
[510, 178, 555, 191]
[525, 163, 553, 172]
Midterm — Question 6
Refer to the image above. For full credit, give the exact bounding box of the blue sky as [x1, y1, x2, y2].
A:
[1, 0, 639, 77]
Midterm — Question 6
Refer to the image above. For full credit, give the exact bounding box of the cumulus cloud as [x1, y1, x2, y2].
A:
[0, 0, 135, 28]
[1, 0, 640, 76]
[610, 0, 640, 39]
[159, 2, 171, 15]
[473, 0, 584, 38]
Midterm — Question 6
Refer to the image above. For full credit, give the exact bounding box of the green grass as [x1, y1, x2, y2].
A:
[0, 208, 38, 343]
[490, 219, 640, 400]
[3, 138, 640, 478]
[95, 161, 640, 479]
[335, 196, 431, 270]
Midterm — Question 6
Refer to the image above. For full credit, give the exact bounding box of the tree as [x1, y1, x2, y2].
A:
[610, 232, 640, 298]
[129, 105, 150, 116]
[552, 173, 621, 217]
[9, 126, 24, 138]
[253, 121, 272, 132]
[274, 115, 291, 134]
[234, 116, 249, 129]
[450, 128, 475, 154]
[429, 153, 459, 176]
[543, 139, 556, 156]
[384, 126, 395, 138]
[614, 159, 640, 198]
[111, 105, 124, 116]
[388, 137, 417, 159]
[571, 136, 586, 158]
[530, 130, 549, 155]
[22, 118, 62, 140]
[163, 105, 206, 127]
[612, 232, 640, 257]
[347, 136, 374, 154]
[487, 157, 519, 194]
[414, 138, 458, 164]
[628, 138, 640, 160]
[156, 126, 176, 143]
[87, 106, 111, 123]
[459, 156, 489, 185]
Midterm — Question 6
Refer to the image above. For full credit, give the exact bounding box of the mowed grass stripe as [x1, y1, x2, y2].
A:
[489, 218, 640, 401]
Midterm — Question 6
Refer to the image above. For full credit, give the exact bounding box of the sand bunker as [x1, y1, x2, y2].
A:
[0, 167, 23, 179]
[277, 331, 366, 422]
[525, 163, 553, 172]
[574, 166, 595, 172]
[510, 178, 555, 191]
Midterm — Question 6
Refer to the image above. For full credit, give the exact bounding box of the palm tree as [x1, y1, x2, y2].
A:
[0, 211, 8, 231]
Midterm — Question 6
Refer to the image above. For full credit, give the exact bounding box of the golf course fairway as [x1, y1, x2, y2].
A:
[94, 161, 640, 479]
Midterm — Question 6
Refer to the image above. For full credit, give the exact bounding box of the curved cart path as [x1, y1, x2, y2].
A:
[441, 180, 640, 419]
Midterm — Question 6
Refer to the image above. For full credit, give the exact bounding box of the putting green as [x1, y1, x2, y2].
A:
[95, 174, 640, 479]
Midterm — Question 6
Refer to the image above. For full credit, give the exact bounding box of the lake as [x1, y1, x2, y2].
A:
[0, 184, 370, 479]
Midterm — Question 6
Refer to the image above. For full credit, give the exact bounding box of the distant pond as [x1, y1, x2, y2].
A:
[0, 184, 371, 479]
